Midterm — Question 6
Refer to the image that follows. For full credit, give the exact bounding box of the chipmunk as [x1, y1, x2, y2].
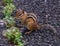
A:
[15, 9, 57, 35]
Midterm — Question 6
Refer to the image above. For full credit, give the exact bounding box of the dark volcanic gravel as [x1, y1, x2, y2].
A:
[0, 0, 60, 46]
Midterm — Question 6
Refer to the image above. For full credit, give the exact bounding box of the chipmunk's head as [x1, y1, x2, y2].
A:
[15, 9, 25, 19]
[16, 9, 24, 16]
[15, 9, 28, 23]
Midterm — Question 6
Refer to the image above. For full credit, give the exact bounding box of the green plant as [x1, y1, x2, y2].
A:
[2, 0, 24, 46]
[3, 16, 15, 28]
[2, 3, 16, 17]
[3, 0, 13, 5]
[3, 27, 24, 46]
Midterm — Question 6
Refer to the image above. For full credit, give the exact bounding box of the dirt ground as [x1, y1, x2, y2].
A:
[0, 0, 60, 46]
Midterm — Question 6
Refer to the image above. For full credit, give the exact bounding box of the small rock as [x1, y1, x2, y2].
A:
[0, 20, 5, 27]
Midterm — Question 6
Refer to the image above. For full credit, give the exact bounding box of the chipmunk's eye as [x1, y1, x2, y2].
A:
[19, 14, 23, 16]
[19, 14, 22, 16]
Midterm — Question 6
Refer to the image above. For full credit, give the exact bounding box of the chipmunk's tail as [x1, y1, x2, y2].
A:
[44, 24, 60, 38]
[43, 24, 57, 34]
[38, 24, 60, 38]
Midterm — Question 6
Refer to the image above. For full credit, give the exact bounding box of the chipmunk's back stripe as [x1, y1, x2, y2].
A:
[26, 17, 35, 22]
[27, 13, 37, 22]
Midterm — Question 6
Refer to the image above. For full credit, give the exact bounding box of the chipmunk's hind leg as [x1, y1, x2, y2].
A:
[25, 30, 33, 34]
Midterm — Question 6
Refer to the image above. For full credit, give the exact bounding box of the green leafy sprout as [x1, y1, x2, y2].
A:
[2, 3, 16, 28]
[3, 3, 16, 17]
[2, 0, 25, 46]
[3, 16, 15, 28]
[3, 27, 24, 46]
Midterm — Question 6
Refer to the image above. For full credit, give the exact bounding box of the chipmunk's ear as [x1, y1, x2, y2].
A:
[18, 9, 24, 13]
[21, 8, 25, 13]
[21, 9, 24, 13]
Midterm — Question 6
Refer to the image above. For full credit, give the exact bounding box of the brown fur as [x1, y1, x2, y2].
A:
[15, 9, 57, 35]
